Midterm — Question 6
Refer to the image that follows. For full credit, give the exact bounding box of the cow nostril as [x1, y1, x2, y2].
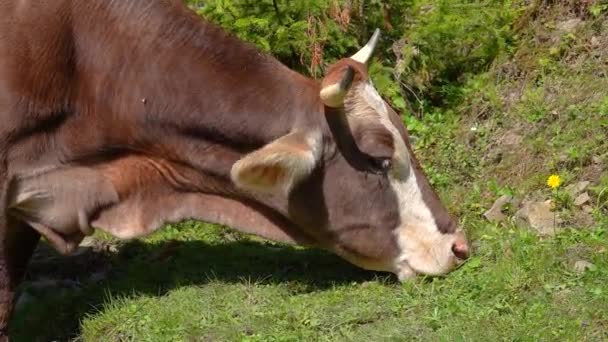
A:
[451, 242, 469, 260]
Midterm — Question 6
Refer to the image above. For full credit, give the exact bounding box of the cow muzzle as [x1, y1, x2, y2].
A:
[393, 227, 470, 281]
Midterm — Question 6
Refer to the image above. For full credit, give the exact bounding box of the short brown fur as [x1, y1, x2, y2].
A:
[0, 0, 463, 338]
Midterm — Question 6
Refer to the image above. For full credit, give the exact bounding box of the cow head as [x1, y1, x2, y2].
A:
[230, 30, 469, 280]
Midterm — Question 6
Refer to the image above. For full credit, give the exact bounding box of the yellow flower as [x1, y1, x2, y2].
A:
[547, 174, 561, 189]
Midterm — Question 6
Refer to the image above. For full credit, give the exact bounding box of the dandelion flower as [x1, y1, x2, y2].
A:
[547, 174, 561, 189]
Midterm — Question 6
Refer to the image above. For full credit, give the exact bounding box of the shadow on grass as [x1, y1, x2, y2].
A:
[12, 238, 396, 341]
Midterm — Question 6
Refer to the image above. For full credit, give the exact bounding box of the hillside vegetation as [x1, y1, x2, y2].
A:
[11, 1, 608, 341]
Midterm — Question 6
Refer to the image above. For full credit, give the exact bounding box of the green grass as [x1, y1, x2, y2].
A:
[11, 218, 608, 341]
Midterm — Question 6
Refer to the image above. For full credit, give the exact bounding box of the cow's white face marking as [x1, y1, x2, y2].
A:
[356, 82, 464, 280]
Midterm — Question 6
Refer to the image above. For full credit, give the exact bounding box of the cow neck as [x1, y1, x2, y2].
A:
[70, 0, 324, 191]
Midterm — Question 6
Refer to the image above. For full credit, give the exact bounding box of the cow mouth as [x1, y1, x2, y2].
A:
[394, 260, 418, 281]
[393, 251, 466, 281]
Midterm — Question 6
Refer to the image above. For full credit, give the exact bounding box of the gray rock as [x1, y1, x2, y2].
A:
[573, 260, 596, 274]
[574, 192, 591, 207]
[484, 195, 514, 222]
[515, 200, 562, 236]
[566, 181, 590, 197]
[557, 18, 582, 33]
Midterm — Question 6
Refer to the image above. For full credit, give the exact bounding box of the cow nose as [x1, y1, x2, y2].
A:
[451, 240, 469, 260]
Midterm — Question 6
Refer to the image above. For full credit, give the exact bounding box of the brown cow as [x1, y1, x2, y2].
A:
[0, 0, 470, 338]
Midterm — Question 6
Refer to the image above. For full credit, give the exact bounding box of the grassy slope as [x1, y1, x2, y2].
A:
[13, 223, 608, 341]
[11, 3, 608, 342]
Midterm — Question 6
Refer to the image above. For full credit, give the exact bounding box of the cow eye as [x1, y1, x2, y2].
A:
[369, 157, 392, 175]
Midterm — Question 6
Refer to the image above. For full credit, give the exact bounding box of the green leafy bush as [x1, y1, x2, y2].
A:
[396, 0, 519, 106]
[188, 0, 519, 112]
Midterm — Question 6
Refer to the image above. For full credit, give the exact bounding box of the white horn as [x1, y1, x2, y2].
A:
[350, 28, 381, 64]
[320, 66, 355, 108]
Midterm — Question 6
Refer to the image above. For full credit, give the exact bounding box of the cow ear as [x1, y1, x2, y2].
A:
[231, 131, 322, 195]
